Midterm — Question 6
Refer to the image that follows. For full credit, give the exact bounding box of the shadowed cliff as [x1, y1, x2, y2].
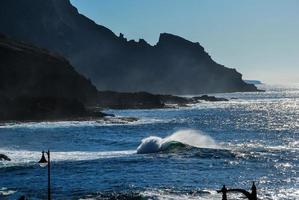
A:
[0, 34, 104, 121]
[0, 0, 258, 94]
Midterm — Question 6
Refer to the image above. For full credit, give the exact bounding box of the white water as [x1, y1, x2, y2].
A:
[0, 117, 169, 129]
[0, 149, 136, 168]
[0, 187, 17, 196]
[136, 129, 219, 154]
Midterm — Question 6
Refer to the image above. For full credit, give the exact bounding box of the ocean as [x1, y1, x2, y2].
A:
[0, 85, 298, 199]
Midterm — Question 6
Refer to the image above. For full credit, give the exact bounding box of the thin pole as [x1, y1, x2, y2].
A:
[47, 150, 51, 200]
[251, 182, 257, 200]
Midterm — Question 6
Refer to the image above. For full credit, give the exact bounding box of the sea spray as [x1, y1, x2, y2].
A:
[136, 136, 164, 154]
[136, 129, 218, 154]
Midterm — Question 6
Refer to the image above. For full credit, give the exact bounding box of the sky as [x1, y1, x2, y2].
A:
[70, 0, 299, 84]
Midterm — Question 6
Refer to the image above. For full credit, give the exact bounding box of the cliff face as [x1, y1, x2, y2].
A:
[0, 33, 99, 104]
[0, 0, 258, 94]
[0, 34, 101, 121]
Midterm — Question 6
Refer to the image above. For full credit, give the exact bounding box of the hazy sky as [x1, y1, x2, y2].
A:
[71, 0, 299, 84]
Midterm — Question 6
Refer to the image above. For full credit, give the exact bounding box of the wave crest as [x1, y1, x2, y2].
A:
[137, 129, 218, 154]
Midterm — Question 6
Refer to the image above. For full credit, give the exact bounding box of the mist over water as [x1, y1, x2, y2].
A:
[0, 84, 298, 199]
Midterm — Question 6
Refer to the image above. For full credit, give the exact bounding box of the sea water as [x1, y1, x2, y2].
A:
[0, 84, 298, 199]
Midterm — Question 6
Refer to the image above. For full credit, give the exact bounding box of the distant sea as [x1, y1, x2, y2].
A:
[0, 84, 298, 200]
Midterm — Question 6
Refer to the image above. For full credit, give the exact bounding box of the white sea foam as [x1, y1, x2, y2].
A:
[141, 190, 214, 200]
[140, 189, 241, 200]
[0, 187, 17, 196]
[0, 120, 99, 129]
[0, 149, 136, 168]
[136, 129, 219, 154]
[0, 116, 169, 129]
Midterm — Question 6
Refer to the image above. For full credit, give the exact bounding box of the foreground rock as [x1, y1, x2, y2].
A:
[0, 154, 10, 161]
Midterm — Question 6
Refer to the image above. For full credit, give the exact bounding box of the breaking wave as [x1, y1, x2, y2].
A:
[137, 129, 219, 154]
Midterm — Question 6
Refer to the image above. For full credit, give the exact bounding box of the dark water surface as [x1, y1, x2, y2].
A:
[0, 85, 298, 199]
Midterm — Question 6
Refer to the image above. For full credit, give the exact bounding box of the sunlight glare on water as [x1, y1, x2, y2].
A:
[0, 84, 298, 199]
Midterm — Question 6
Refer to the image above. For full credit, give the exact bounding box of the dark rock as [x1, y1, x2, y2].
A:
[97, 91, 200, 109]
[100, 116, 139, 124]
[0, 34, 99, 105]
[0, 154, 10, 161]
[97, 91, 164, 109]
[0, 0, 259, 94]
[0, 34, 105, 121]
[193, 95, 229, 102]
[157, 95, 193, 105]
[0, 96, 106, 121]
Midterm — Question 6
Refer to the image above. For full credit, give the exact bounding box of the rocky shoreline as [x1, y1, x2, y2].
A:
[96, 92, 230, 110]
[0, 93, 228, 123]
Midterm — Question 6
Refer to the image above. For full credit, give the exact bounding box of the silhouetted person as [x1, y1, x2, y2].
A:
[218, 185, 228, 200]
[251, 182, 257, 200]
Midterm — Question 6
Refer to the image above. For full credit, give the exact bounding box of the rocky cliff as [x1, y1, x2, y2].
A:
[0, 0, 258, 94]
[0, 34, 103, 121]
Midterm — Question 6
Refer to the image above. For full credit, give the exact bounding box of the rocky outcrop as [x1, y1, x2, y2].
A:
[157, 95, 192, 105]
[193, 95, 229, 102]
[97, 91, 165, 109]
[0, 34, 104, 121]
[0, 154, 10, 161]
[96, 92, 229, 109]
[0, 0, 259, 94]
